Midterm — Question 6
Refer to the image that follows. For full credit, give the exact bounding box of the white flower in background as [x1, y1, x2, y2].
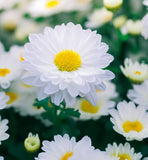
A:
[103, 0, 123, 11]
[125, 20, 143, 36]
[35, 134, 95, 160]
[0, 10, 22, 32]
[106, 142, 142, 160]
[70, 0, 92, 12]
[110, 101, 148, 141]
[0, 116, 9, 144]
[0, 156, 4, 160]
[0, 53, 23, 89]
[14, 19, 44, 41]
[22, 23, 114, 106]
[9, 45, 24, 63]
[0, 92, 9, 110]
[142, 13, 148, 40]
[120, 58, 148, 83]
[128, 80, 148, 107]
[113, 15, 127, 29]
[143, 0, 148, 6]
[71, 81, 117, 120]
[0, 0, 19, 10]
[85, 8, 113, 28]
[28, 0, 74, 17]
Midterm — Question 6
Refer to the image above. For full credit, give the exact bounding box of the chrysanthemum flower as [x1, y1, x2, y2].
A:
[142, 13, 148, 40]
[28, 0, 75, 17]
[110, 101, 148, 141]
[0, 92, 9, 110]
[120, 58, 148, 83]
[35, 134, 95, 160]
[0, 116, 9, 145]
[22, 23, 114, 106]
[127, 80, 148, 107]
[106, 142, 142, 160]
[85, 8, 113, 28]
[71, 81, 117, 120]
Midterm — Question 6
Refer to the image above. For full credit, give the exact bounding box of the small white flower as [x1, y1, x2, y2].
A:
[142, 13, 148, 40]
[0, 52, 23, 89]
[120, 58, 148, 83]
[143, 0, 148, 6]
[22, 22, 114, 106]
[0, 116, 9, 145]
[110, 101, 148, 141]
[127, 80, 148, 107]
[35, 134, 95, 160]
[125, 20, 143, 36]
[85, 8, 113, 28]
[0, 156, 4, 160]
[71, 81, 118, 120]
[106, 142, 142, 160]
[28, 0, 74, 17]
[0, 10, 22, 31]
[0, 92, 9, 110]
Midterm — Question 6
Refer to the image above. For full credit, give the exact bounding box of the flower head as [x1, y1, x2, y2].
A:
[22, 22, 114, 106]
[24, 133, 40, 152]
[120, 58, 148, 83]
[106, 142, 142, 160]
[110, 101, 148, 141]
[127, 80, 148, 107]
[0, 116, 9, 144]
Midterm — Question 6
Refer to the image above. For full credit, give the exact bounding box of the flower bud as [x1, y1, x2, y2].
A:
[24, 133, 40, 153]
[103, 0, 123, 11]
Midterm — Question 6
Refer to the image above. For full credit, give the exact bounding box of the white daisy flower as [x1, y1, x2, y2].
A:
[35, 134, 95, 160]
[125, 20, 143, 36]
[110, 101, 148, 141]
[0, 157, 4, 160]
[0, 116, 9, 145]
[85, 8, 113, 28]
[71, 81, 117, 120]
[120, 58, 148, 83]
[106, 142, 142, 160]
[127, 80, 148, 107]
[0, 0, 19, 10]
[0, 53, 23, 89]
[22, 23, 114, 106]
[0, 92, 9, 110]
[143, 0, 148, 6]
[28, 0, 74, 17]
[142, 13, 148, 40]
[0, 10, 22, 32]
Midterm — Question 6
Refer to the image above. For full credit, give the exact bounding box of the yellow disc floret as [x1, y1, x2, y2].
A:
[135, 71, 142, 75]
[0, 68, 10, 77]
[6, 92, 18, 104]
[61, 152, 73, 160]
[54, 50, 81, 72]
[81, 99, 99, 114]
[45, 0, 59, 8]
[118, 154, 131, 160]
[123, 121, 143, 133]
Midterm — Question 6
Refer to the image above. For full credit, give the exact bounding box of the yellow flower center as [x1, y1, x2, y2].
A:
[54, 50, 81, 72]
[61, 152, 73, 160]
[20, 52, 24, 62]
[118, 154, 131, 160]
[80, 99, 99, 114]
[45, 0, 59, 8]
[135, 71, 142, 75]
[6, 92, 18, 104]
[0, 68, 10, 77]
[123, 121, 143, 133]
